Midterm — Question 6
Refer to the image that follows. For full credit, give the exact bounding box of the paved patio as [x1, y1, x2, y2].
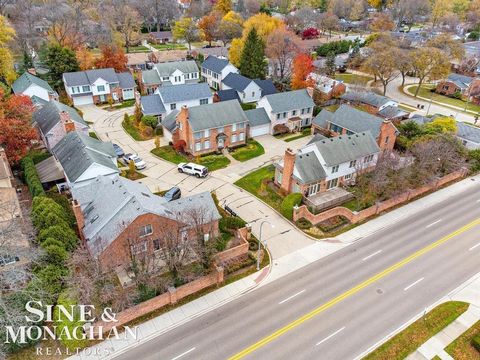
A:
[304, 187, 353, 212]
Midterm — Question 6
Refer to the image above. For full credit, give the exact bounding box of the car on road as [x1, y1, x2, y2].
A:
[112, 143, 124, 157]
[177, 163, 208, 178]
[123, 153, 147, 170]
[163, 186, 181, 202]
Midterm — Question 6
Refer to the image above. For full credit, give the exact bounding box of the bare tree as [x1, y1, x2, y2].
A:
[390, 0, 431, 30]
[266, 27, 299, 81]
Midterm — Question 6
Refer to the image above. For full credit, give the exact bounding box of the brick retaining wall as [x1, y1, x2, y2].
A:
[294, 169, 468, 226]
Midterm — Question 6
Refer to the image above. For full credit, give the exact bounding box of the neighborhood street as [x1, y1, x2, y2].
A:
[111, 177, 480, 360]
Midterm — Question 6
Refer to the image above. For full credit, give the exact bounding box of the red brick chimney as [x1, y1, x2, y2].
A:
[71, 199, 85, 241]
[60, 111, 75, 133]
[378, 120, 396, 151]
[281, 148, 296, 193]
[306, 86, 314, 98]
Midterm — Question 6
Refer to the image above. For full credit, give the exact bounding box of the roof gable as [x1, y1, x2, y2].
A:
[263, 89, 314, 113]
[222, 73, 254, 91]
[158, 83, 212, 103]
[188, 100, 248, 131]
[33, 100, 86, 135]
[154, 60, 198, 77]
[201, 56, 231, 73]
[12, 72, 55, 94]
[328, 104, 385, 138]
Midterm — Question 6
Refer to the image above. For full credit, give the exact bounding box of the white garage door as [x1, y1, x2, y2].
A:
[73, 95, 93, 106]
[122, 88, 134, 100]
[250, 124, 270, 137]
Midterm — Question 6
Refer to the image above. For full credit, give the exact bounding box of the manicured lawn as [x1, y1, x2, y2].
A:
[151, 146, 230, 171]
[122, 115, 153, 141]
[151, 146, 188, 164]
[285, 128, 312, 142]
[407, 85, 480, 113]
[230, 140, 265, 162]
[234, 165, 284, 209]
[125, 46, 150, 53]
[112, 99, 135, 110]
[335, 73, 373, 86]
[445, 320, 480, 360]
[151, 43, 187, 51]
[198, 154, 230, 171]
[363, 301, 469, 360]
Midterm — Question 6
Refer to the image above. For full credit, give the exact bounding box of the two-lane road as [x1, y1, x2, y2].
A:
[114, 183, 480, 360]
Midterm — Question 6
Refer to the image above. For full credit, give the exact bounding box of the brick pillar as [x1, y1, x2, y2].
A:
[281, 148, 295, 193]
[168, 287, 177, 304]
[215, 266, 224, 285]
[377, 120, 396, 151]
[71, 199, 85, 241]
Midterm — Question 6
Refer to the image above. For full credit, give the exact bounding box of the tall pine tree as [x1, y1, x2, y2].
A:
[239, 28, 266, 80]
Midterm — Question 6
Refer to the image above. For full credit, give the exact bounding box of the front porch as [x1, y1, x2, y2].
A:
[303, 187, 353, 213]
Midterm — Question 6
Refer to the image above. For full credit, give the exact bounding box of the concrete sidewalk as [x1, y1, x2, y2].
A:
[71, 173, 480, 359]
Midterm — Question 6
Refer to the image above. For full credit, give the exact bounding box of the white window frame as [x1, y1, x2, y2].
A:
[139, 224, 153, 237]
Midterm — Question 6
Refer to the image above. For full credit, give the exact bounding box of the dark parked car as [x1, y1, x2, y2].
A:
[113, 143, 124, 157]
[163, 186, 181, 202]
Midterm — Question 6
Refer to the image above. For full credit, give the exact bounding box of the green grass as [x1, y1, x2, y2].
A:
[230, 140, 265, 162]
[240, 102, 256, 110]
[285, 128, 312, 142]
[335, 73, 373, 86]
[151, 43, 187, 51]
[89, 131, 99, 140]
[112, 99, 135, 109]
[407, 85, 480, 113]
[125, 46, 150, 53]
[363, 301, 469, 360]
[234, 165, 284, 209]
[445, 320, 480, 360]
[151, 146, 188, 164]
[122, 115, 153, 141]
[198, 154, 230, 171]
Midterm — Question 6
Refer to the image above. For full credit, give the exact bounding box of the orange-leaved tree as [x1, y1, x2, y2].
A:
[291, 53, 315, 90]
[94, 45, 128, 72]
[0, 91, 37, 163]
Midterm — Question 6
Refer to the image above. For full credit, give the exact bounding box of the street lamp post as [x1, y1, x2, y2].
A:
[257, 220, 274, 271]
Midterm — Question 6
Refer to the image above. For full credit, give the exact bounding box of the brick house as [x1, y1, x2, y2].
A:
[63, 68, 136, 106]
[166, 100, 248, 155]
[71, 176, 221, 271]
[307, 73, 347, 102]
[32, 100, 89, 150]
[312, 104, 398, 151]
[436, 74, 480, 104]
[274, 132, 380, 197]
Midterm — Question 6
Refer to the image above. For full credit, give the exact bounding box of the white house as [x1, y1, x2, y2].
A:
[140, 83, 213, 121]
[220, 73, 263, 103]
[52, 132, 119, 189]
[257, 89, 315, 135]
[32, 100, 89, 150]
[201, 55, 238, 90]
[63, 68, 136, 106]
[12, 72, 58, 103]
[140, 60, 199, 94]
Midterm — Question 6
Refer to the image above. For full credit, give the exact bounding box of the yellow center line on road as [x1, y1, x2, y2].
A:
[229, 217, 480, 360]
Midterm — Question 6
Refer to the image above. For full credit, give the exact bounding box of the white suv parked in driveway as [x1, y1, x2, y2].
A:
[123, 153, 147, 170]
[177, 163, 208, 178]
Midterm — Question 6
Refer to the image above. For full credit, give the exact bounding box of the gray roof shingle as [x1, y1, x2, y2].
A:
[447, 73, 473, 89]
[188, 100, 248, 131]
[341, 91, 394, 108]
[377, 105, 409, 120]
[158, 83, 212, 103]
[12, 72, 55, 94]
[117, 72, 136, 89]
[312, 109, 334, 128]
[52, 132, 118, 183]
[222, 73, 252, 91]
[63, 68, 120, 87]
[153, 60, 198, 77]
[33, 100, 87, 135]
[163, 110, 179, 132]
[141, 94, 166, 115]
[216, 89, 240, 102]
[294, 151, 326, 184]
[324, 104, 386, 138]
[71, 175, 220, 258]
[263, 89, 314, 113]
[142, 69, 161, 85]
[254, 79, 277, 96]
[456, 121, 480, 144]
[245, 108, 270, 127]
[201, 55, 231, 73]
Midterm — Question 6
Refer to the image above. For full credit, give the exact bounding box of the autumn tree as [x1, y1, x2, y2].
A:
[411, 47, 451, 97]
[94, 45, 128, 72]
[317, 11, 339, 38]
[75, 46, 95, 70]
[369, 12, 395, 32]
[111, 2, 142, 54]
[394, 48, 412, 87]
[427, 34, 465, 61]
[217, 11, 243, 46]
[239, 28, 265, 79]
[214, 0, 232, 15]
[42, 43, 79, 89]
[390, 0, 430, 30]
[291, 53, 315, 90]
[173, 17, 199, 51]
[198, 13, 220, 47]
[0, 92, 37, 163]
[0, 15, 16, 85]
[266, 26, 299, 80]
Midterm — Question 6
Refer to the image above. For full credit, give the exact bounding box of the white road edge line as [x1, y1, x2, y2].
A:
[404, 277, 425, 291]
[469, 243, 480, 251]
[426, 219, 442, 228]
[315, 327, 346, 346]
[170, 347, 196, 360]
[278, 289, 306, 305]
[362, 250, 382, 261]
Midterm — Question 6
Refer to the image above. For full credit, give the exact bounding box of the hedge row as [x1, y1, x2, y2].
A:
[280, 193, 303, 220]
[21, 156, 45, 197]
[316, 39, 358, 57]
